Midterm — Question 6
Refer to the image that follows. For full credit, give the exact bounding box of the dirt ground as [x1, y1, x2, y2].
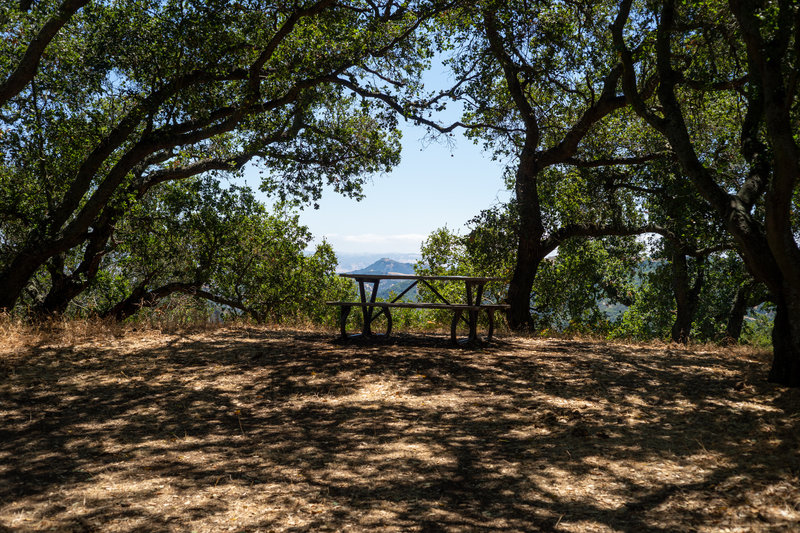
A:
[1, 324, 799, 532]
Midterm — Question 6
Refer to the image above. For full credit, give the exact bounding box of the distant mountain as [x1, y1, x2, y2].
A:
[347, 258, 418, 300]
[350, 258, 415, 276]
[334, 252, 420, 273]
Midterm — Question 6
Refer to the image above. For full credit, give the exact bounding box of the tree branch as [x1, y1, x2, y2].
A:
[482, 8, 539, 143]
[542, 222, 667, 255]
[676, 73, 749, 91]
[611, 0, 667, 130]
[328, 75, 463, 133]
[0, 0, 90, 106]
[565, 152, 669, 168]
[248, 0, 336, 101]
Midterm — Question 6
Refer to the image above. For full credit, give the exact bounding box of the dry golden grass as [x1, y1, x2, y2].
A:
[1, 323, 798, 532]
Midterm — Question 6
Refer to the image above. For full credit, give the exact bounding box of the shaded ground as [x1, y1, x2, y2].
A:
[1, 324, 799, 532]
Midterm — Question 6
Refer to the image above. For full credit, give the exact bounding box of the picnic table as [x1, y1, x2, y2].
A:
[327, 274, 509, 344]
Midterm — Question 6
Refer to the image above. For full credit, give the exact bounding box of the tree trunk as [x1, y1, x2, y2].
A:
[670, 250, 690, 343]
[34, 255, 82, 317]
[506, 154, 544, 330]
[0, 251, 50, 310]
[768, 286, 800, 388]
[35, 213, 116, 316]
[670, 250, 704, 344]
[37, 275, 90, 317]
[507, 238, 544, 330]
[724, 284, 749, 343]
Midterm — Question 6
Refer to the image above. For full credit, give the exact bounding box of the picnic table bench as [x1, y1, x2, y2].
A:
[327, 274, 509, 344]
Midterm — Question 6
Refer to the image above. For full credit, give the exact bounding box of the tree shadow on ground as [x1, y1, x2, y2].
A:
[1, 327, 799, 532]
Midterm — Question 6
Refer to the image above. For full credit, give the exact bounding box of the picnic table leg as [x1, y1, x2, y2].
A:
[338, 304, 392, 340]
[450, 309, 462, 344]
[468, 309, 479, 342]
[451, 307, 496, 345]
[486, 309, 495, 341]
[465, 281, 485, 343]
[339, 304, 352, 339]
[450, 309, 479, 345]
[359, 280, 380, 337]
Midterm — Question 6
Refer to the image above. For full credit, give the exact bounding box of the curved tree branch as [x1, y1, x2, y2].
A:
[482, 8, 539, 143]
[0, 0, 90, 106]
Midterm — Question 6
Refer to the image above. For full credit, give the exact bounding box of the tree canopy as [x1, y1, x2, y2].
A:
[0, 0, 444, 295]
[423, 0, 798, 385]
[427, 0, 671, 330]
[611, 0, 800, 385]
[0, 0, 443, 318]
[1, 0, 799, 387]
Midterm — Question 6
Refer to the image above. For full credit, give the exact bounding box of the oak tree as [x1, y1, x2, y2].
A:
[613, 0, 800, 386]
[0, 0, 442, 312]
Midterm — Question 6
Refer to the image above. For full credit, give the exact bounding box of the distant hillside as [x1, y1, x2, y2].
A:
[350, 258, 415, 276]
[347, 258, 417, 299]
[334, 253, 421, 273]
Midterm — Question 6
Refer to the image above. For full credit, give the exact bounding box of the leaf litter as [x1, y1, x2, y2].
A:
[1, 325, 799, 532]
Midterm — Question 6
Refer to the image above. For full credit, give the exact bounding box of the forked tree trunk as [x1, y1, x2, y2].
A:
[670, 251, 705, 344]
[36, 273, 81, 317]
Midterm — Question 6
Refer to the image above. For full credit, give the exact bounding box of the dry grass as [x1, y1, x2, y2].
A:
[1, 323, 799, 532]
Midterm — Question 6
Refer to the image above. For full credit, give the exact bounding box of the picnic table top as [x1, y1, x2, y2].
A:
[338, 273, 506, 283]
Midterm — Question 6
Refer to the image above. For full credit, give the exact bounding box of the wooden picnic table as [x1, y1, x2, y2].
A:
[327, 274, 509, 344]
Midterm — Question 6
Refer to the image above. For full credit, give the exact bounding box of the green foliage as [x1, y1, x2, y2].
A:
[0, 0, 442, 311]
[74, 176, 348, 324]
[609, 260, 675, 341]
[610, 250, 767, 343]
[533, 237, 644, 334]
[413, 219, 510, 329]
[416, 200, 773, 345]
[463, 202, 517, 281]
[1, 0, 789, 357]
[414, 226, 472, 326]
[740, 306, 776, 348]
[438, 0, 646, 166]
[691, 254, 748, 341]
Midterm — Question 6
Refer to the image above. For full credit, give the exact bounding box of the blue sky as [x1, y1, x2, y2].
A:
[243, 58, 512, 257]
[243, 119, 512, 255]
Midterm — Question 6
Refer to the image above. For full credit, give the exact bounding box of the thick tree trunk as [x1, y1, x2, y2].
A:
[768, 286, 800, 388]
[0, 251, 50, 310]
[35, 214, 115, 316]
[106, 285, 150, 321]
[0, 219, 98, 311]
[670, 251, 704, 344]
[670, 251, 691, 343]
[507, 238, 544, 330]
[36, 275, 91, 317]
[507, 153, 544, 331]
[35, 257, 83, 317]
